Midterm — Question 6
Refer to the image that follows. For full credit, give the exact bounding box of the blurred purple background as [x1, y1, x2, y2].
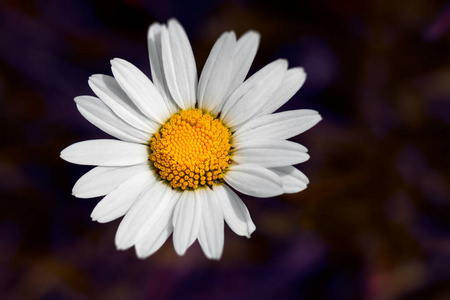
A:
[1, 0, 450, 299]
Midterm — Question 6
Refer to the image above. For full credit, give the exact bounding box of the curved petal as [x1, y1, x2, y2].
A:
[88, 74, 159, 133]
[73, 162, 151, 198]
[172, 189, 202, 256]
[233, 109, 322, 144]
[147, 22, 179, 114]
[271, 166, 309, 193]
[224, 164, 283, 198]
[255, 67, 306, 117]
[221, 59, 287, 129]
[161, 19, 197, 110]
[197, 31, 236, 114]
[60, 139, 148, 166]
[214, 184, 255, 237]
[136, 223, 173, 259]
[115, 181, 171, 250]
[197, 188, 224, 260]
[111, 58, 171, 124]
[232, 138, 309, 168]
[135, 190, 182, 259]
[90, 169, 157, 223]
[224, 31, 260, 99]
[75, 96, 150, 143]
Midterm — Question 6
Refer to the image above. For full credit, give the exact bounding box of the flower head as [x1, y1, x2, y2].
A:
[61, 19, 321, 260]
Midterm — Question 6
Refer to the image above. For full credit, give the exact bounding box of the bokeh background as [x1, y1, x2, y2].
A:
[2, 0, 450, 299]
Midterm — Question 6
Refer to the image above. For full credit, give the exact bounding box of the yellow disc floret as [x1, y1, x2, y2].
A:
[149, 109, 232, 190]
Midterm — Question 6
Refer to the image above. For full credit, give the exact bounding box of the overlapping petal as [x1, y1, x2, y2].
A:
[91, 170, 157, 223]
[224, 164, 284, 198]
[225, 31, 260, 99]
[111, 58, 172, 124]
[221, 59, 287, 129]
[73, 162, 151, 198]
[75, 96, 150, 143]
[233, 109, 322, 144]
[161, 19, 197, 110]
[233, 138, 310, 168]
[255, 67, 307, 117]
[147, 22, 179, 114]
[88, 74, 159, 133]
[214, 185, 255, 237]
[135, 191, 181, 258]
[115, 181, 172, 250]
[271, 166, 309, 194]
[197, 31, 236, 114]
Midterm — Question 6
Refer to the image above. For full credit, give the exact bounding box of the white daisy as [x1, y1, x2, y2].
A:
[61, 19, 321, 260]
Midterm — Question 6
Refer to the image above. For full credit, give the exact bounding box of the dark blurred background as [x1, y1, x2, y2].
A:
[1, 0, 450, 299]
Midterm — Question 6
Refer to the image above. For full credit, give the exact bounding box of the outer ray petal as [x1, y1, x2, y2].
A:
[111, 58, 172, 124]
[161, 19, 197, 110]
[75, 96, 150, 143]
[233, 109, 322, 144]
[232, 138, 310, 168]
[172, 190, 202, 256]
[220, 59, 287, 129]
[136, 223, 173, 259]
[60, 139, 148, 166]
[197, 188, 224, 260]
[224, 31, 260, 99]
[147, 23, 179, 114]
[270, 166, 309, 193]
[224, 164, 283, 198]
[88, 74, 159, 133]
[135, 191, 181, 259]
[72, 162, 151, 198]
[90, 169, 156, 223]
[255, 67, 307, 117]
[115, 181, 171, 250]
[214, 185, 255, 238]
[197, 31, 236, 114]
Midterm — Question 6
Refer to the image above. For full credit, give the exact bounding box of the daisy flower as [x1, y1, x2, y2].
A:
[61, 19, 321, 260]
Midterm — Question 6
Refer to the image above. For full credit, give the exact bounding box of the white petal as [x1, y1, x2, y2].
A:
[225, 31, 260, 99]
[73, 162, 151, 198]
[161, 19, 197, 110]
[88, 74, 159, 133]
[147, 23, 179, 114]
[197, 31, 236, 114]
[136, 223, 173, 259]
[255, 67, 306, 117]
[60, 139, 148, 166]
[271, 166, 309, 194]
[197, 188, 224, 260]
[111, 58, 171, 124]
[133, 186, 179, 244]
[75, 96, 150, 143]
[172, 190, 202, 256]
[233, 109, 322, 144]
[224, 164, 283, 198]
[115, 181, 170, 250]
[214, 184, 255, 238]
[135, 191, 181, 258]
[232, 138, 309, 168]
[90, 169, 156, 223]
[221, 59, 287, 129]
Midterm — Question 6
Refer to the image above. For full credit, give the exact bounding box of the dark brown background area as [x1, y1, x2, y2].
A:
[1, 0, 450, 299]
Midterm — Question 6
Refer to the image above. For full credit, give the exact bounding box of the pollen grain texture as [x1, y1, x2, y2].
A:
[149, 109, 232, 190]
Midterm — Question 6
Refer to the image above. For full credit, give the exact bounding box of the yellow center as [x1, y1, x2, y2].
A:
[149, 109, 232, 190]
